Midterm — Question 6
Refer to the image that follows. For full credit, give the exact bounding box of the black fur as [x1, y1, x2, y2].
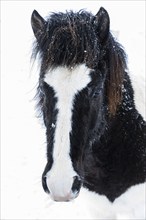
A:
[31, 7, 146, 202]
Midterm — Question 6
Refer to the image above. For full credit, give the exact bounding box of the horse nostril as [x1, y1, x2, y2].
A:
[71, 176, 82, 195]
[42, 175, 50, 193]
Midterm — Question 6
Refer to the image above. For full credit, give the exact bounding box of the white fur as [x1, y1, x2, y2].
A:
[44, 64, 91, 198]
[113, 182, 146, 219]
[39, 184, 146, 219]
[46, 187, 114, 219]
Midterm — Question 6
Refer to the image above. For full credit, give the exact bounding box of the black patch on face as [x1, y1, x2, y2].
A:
[70, 70, 107, 176]
[39, 81, 58, 192]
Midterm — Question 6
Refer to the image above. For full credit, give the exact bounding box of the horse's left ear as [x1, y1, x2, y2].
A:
[31, 10, 46, 40]
[95, 7, 110, 42]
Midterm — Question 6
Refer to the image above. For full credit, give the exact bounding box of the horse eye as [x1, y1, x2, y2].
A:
[39, 87, 45, 95]
[92, 89, 102, 98]
[39, 81, 50, 95]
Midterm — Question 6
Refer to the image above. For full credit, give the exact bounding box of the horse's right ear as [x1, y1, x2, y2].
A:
[31, 10, 46, 40]
[95, 7, 110, 42]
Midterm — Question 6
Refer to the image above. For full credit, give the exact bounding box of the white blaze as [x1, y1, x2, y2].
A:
[44, 64, 91, 198]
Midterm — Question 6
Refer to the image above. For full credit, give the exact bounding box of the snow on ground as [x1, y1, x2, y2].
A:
[1, 1, 145, 219]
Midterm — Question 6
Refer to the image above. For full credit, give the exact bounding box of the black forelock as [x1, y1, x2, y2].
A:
[32, 10, 100, 72]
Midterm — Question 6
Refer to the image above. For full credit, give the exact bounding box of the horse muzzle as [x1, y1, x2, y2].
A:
[42, 174, 82, 202]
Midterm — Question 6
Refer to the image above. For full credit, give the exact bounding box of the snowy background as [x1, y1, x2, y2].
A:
[1, 1, 145, 219]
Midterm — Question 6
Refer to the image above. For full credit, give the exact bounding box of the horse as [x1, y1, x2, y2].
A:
[31, 7, 146, 202]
